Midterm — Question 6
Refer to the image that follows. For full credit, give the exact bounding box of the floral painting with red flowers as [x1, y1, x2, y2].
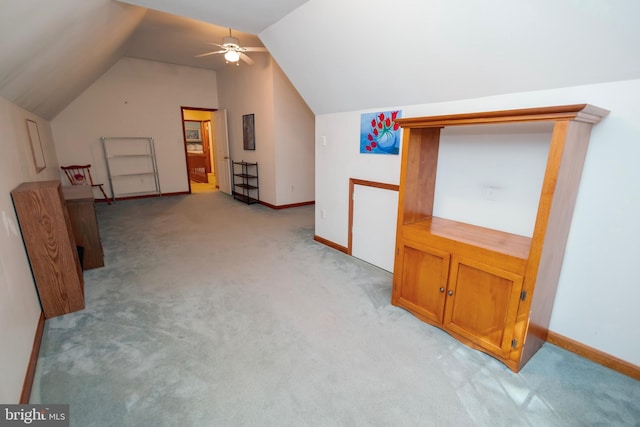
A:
[360, 110, 402, 154]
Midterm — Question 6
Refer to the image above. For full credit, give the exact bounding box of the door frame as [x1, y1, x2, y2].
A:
[181, 106, 218, 193]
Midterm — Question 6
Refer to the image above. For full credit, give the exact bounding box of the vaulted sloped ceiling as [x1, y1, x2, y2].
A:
[0, 0, 146, 120]
[0, 0, 308, 120]
[260, 0, 640, 114]
[122, 9, 266, 71]
[2, 0, 640, 120]
[117, 0, 310, 34]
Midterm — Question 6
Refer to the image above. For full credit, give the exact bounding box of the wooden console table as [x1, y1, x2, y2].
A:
[62, 185, 104, 270]
[11, 181, 105, 318]
[12, 181, 85, 318]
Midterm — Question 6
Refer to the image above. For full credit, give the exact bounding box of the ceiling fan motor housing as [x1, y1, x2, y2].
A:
[223, 36, 241, 49]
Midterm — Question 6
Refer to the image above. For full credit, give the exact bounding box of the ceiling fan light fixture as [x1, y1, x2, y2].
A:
[196, 28, 264, 66]
[224, 50, 240, 63]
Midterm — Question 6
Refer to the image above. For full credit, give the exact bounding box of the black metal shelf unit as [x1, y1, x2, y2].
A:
[231, 160, 259, 204]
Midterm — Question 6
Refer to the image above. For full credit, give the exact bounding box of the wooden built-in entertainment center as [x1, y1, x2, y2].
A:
[392, 104, 608, 372]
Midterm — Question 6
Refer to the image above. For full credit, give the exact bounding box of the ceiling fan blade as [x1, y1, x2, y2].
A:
[195, 50, 225, 58]
[243, 47, 268, 53]
[207, 42, 226, 49]
[240, 53, 255, 65]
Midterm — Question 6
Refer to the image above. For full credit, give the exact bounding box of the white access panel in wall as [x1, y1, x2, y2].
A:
[352, 184, 399, 272]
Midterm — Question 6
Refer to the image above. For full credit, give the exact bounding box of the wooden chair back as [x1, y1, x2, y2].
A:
[60, 164, 112, 204]
[61, 164, 95, 186]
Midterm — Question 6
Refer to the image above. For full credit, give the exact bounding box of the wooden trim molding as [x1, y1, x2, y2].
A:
[111, 193, 313, 208]
[20, 312, 45, 404]
[107, 192, 189, 203]
[546, 330, 640, 380]
[313, 235, 348, 254]
[350, 178, 400, 192]
[162, 191, 190, 197]
[260, 200, 315, 210]
[395, 104, 609, 128]
[348, 178, 399, 254]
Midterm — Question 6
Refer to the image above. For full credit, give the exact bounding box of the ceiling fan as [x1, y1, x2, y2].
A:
[196, 29, 267, 65]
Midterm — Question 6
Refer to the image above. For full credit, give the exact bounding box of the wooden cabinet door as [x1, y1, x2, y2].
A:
[393, 244, 450, 325]
[444, 256, 523, 357]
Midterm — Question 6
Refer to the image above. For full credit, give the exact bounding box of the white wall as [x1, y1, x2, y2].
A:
[217, 55, 276, 203]
[315, 112, 402, 246]
[315, 79, 640, 366]
[273, 61, 315, 205]
[435, 125, 551, 237]
[0, 96, 61, 403]
[217, 56, 314, 206]
[51, 57, 219, 196]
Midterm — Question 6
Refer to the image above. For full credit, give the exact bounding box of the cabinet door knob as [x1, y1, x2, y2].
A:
[439, 287, 445, 293]
[447, 290, 454, 296]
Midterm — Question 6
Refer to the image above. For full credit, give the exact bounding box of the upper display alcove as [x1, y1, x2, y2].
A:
[392, 104, 609, 372]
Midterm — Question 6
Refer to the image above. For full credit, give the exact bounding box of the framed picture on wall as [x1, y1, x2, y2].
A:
[26, 119, 46, 173]
[242, 114, 255, 150]
[360, 110, 402, 155]
[184, 121, 202, 142]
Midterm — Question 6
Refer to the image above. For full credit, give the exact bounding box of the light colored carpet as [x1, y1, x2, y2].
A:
[30, 193, 640, 426]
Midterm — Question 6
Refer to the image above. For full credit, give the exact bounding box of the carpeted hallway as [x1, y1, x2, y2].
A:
[30, 193, 639, 426]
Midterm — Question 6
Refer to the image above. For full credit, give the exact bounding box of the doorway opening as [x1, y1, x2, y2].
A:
[181, 107, 218, 193]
